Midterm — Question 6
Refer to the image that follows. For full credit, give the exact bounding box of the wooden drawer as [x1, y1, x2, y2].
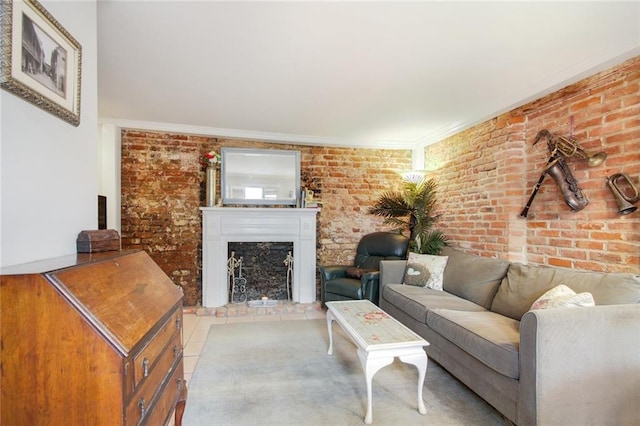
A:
[133, 308, 182, 389]
[126, 334, 183, 425]
[143, 364, 186, 426]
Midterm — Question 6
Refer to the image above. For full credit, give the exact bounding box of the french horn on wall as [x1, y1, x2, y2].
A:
[550, 134, 608, 167]
[534, 129, 608, 167]
[607, 173, 640, 215]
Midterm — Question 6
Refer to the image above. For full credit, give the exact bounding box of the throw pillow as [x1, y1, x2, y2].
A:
[345, 267, 376, 279]
[529, 284, 595, 310]
[403, 253, 449, 290]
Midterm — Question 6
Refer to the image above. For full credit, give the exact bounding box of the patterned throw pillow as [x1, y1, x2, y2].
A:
[403, 253, 449, 290]
[530, 284, 595, 310]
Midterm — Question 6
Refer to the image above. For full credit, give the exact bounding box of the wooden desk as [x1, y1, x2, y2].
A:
[1, 250, 187, 425]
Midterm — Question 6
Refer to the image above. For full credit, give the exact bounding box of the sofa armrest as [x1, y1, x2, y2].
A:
[379, 260, 407, 291]
[518, 304, 640, 426]
[360, 271, 381, 301]
[319, 265, 348, 282]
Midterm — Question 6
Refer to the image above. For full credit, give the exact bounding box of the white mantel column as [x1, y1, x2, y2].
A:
[201, 207, 319, 307]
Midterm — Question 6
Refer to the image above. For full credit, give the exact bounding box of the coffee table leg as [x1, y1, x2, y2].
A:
[399, 352, 428, 415]
[357, 349, 393, 424]
[326, 310, 334, 355]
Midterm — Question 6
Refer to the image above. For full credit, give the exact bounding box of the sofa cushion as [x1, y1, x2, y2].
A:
[492, 263, 640, 320]
[566, 270, 640, 305]
[427, 309, 520, 379]
[402, 253, 449, 290]
[382, 283, 485, 323]
[440, 247, 510, 309]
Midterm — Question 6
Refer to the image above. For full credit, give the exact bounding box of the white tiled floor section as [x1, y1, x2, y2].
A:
[181, 307, 327, 385]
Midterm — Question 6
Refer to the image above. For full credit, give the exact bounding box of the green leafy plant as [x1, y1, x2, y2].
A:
[368, 178, 447, 255]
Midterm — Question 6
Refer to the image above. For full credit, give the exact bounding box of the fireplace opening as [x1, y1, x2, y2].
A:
[227, 242, 294, 302]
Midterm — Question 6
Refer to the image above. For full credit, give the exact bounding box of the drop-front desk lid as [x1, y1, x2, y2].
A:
[39, 250, 181, 356]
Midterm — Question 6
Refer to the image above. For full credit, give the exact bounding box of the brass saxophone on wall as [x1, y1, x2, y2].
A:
[521, 130, 591, 218]
[546, 153, 589, 212]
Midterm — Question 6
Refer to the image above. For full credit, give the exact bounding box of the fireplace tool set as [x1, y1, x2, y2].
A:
[227, 251, 247, 304]
[284, 251, 294, 302]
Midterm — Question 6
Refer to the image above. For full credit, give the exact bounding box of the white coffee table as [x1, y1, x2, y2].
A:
[325, 300, 429, 424]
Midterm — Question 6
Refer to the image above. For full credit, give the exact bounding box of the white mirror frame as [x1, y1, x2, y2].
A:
[221, 147, 301, 206]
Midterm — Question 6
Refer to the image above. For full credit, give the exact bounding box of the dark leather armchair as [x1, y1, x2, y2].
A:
[320, 232, 409, 306]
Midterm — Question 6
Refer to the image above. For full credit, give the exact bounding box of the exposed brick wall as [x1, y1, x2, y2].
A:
[121, 132, 209, 305]
[426, 56, 639, 273]
[307, 146, 412, 266]
[121, 135, 411, 305]
[122, 57, 639, 305]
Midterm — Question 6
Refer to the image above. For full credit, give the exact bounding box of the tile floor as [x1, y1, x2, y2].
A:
[181, 304, 327, 385]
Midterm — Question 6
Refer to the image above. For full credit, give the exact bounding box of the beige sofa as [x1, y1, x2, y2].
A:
[379, 246, 640, 425]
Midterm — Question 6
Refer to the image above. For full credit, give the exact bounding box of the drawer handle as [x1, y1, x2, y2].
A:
[138, 398, 146, 417]
[142, 358, 149, 377]
[175, 316, 181, 331]
[173, 344, 180, 358]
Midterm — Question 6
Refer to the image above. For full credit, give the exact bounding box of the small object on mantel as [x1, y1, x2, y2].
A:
[76, 229, 121, 253]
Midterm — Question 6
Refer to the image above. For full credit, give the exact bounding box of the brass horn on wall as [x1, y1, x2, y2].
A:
[607, 173, 640, 215]
[552, 135, 608, 167]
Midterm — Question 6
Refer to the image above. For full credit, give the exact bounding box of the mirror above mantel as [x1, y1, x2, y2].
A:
[221, 147, 301, 206]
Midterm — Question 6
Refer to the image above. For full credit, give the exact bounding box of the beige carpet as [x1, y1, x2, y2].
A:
[183, 319, 506, 425]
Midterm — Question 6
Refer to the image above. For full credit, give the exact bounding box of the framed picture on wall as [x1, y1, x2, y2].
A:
[0, 0, 82, 126]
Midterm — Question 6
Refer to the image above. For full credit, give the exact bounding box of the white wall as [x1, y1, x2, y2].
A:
[0, 1, 98, 267]
[98, 123, 121, 231]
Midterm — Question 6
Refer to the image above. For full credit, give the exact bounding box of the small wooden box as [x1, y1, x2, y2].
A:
[76, 229, 121, 253]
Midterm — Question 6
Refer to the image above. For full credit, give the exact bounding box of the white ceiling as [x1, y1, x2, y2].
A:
[97, 1, 640, 149]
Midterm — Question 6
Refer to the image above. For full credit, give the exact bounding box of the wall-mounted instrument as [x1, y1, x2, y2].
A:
[521, 129, 597, 218]
[607, 173, 640, 215]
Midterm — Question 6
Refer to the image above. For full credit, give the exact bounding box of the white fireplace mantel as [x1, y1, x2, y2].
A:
[201, 207, 319, 307]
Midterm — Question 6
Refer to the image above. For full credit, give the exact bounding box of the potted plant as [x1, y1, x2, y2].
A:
[368, 177, 447, 255]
